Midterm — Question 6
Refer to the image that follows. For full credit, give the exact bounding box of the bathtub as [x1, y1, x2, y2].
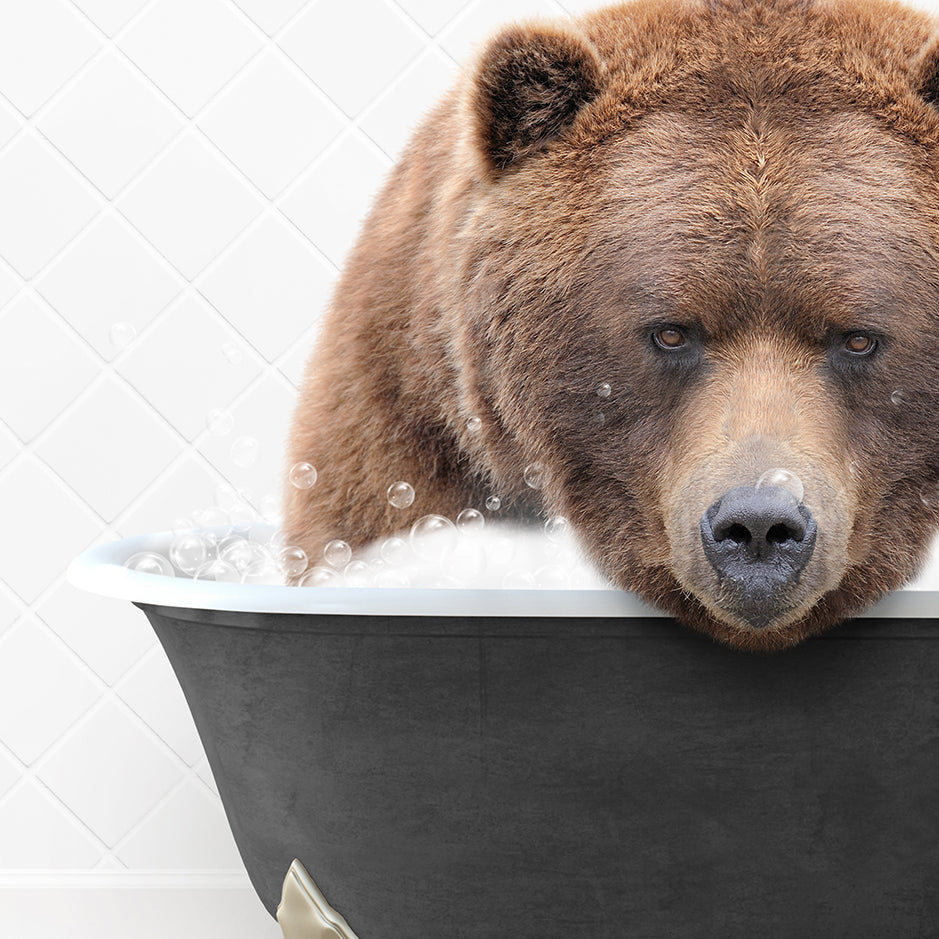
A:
[68, 525, 939, 938]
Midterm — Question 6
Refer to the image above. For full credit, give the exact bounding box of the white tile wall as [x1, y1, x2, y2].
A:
[3, 0, 936, 935]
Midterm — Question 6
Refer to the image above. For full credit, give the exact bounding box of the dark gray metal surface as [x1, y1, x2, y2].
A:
[136, 603, 939, 938]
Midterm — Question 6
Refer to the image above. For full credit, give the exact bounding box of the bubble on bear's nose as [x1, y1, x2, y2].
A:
[387, 481, 415, 508]
[289, 462, 317, 490]
[596, 382, 612, 398]
[524, 462, 545, 489]
[124, 551, 174, 577]
[456, 507, 485, 532]
[170, 532, 207, 574]
[300, 566, 340, 587]
[205, 408, 234, 436]
[890, 389, 905, 406]
[193, 559, 240, 583]
[279, 545, 308, 578]
[230, 435, 259, 468]
[324, 539, 352, 569]
[545, 516, 570, 541]
[410, 514, 458, 559]
[485, 495, 502, 511]
[755, 467, 804, 503]
[466, 416, 482, 433]
[380, 536, 409, 564]
[109, 321, 136, 350]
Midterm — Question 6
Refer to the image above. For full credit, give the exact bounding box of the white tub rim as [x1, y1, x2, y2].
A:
[66, 525, 939, 619]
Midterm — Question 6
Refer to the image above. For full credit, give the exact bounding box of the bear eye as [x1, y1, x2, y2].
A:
[653, 326, 687, 350]
[843, 332, 877, 356]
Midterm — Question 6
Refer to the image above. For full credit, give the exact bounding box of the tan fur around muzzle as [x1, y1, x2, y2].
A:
[659, 333, 859, 633]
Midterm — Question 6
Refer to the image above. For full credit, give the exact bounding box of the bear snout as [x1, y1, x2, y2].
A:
[699, 485, 819, 628]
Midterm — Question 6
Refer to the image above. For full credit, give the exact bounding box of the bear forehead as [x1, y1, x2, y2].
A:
[583, 108, 939, 343]
[491, 0, 939, 345]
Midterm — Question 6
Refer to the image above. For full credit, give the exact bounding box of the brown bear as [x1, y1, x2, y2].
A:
[282, 0, 939, 652]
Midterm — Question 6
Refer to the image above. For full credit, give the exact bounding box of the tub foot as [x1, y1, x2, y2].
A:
[276, 859, 360, 939]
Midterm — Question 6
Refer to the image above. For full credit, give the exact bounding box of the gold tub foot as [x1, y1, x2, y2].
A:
[276, 859, 360, 939]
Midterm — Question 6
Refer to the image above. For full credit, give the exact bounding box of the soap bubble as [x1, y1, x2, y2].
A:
[170, 532, 207, 574]
[206, 408, 234, 436]
[124, 551, 174, 577]
[109, 321, 136, 349]
[279, 545, 308, 578]
[221, 342, 243, 364]
[596, 382, 612, 398]
[268, 529, 289, 553]
[386, 481, 415, 509]
[219, 537, 262, 572]
[380, 536, 409, 565]
[289, 462, 317, 490]
[228, 501, 256, 529]
[545, 516, 570, 542]
[466, 416, 482, 433]
[199, 530, 221, 559]
[535, 564, 572, 589]
[241, 558, 282, 585]
[192, 506, 230, 533]
[171, 516, 194, 536]
[456, 507, 485, 533]
[376, 569, 411, 588]
[343, 560, 371, 587]
[231, 436, 259, 468]
[214, 483, 239, 511]
[890, 389, 905, 407]
[755, 467, 804, 503]
[324, 539, 352, 569]
[524, 462, 545, 489]
[300, 566, 341, 587]
[503, 569, 536, 588]
[485, 495, 502, 511]
[410, 515, 458, 559]
[193, 559, 240, 583]
[258, 493, 281, 523]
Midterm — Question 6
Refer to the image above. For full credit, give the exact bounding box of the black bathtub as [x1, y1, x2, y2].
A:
[69, 526, 939, 938]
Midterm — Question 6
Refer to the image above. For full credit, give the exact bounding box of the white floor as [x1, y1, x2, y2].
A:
[0, 878, 282, 939]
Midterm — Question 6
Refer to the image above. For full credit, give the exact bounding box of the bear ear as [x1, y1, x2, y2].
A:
[911, 34, 939, 109]
[465, 20, 605, 179]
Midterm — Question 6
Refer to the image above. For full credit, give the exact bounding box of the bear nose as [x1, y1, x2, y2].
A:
[699, 485, 818, 628]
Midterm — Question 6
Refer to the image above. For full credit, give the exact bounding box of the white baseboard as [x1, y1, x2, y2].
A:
[0, 873, 282, 939]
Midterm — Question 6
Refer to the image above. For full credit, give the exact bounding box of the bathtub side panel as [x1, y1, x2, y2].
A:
[138, 604, 939, 939]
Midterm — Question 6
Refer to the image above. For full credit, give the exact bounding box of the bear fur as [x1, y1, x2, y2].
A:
[283, 0, 939, 652]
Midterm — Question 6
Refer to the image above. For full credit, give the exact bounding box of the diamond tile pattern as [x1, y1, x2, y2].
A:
[36, 212, 181, 361]
[0, 0, 101, 116]
[118, 130, 262, 278]
[0, 0, 588, 892]
[0, 294, 99, 440]
[38, 51, 183, 198]
[119, 0, 262, 117]
[0, 133, 99, 278]
[279, 0, 425, 118]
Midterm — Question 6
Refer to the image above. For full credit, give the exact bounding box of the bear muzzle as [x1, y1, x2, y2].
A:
[699, 485, 819, 629]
